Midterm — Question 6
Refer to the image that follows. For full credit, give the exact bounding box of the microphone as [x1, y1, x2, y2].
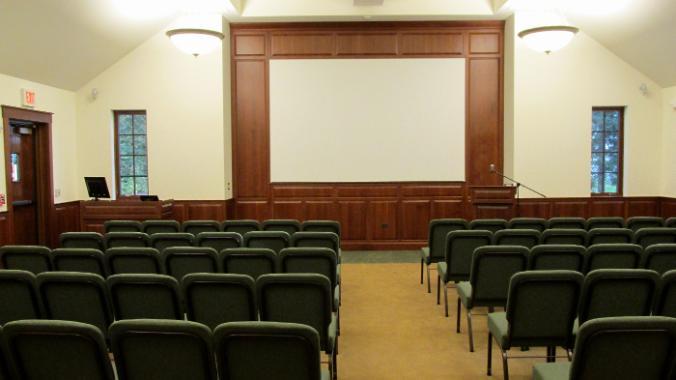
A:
[489, 163, 496, 173]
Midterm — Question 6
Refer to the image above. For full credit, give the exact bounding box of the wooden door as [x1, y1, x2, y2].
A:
[9, 123, 38, 244]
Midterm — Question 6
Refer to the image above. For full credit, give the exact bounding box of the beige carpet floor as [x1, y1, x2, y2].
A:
[337, 263, 554, 380]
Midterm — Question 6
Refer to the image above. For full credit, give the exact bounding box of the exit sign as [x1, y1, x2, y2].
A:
[21, 89, 36, 108]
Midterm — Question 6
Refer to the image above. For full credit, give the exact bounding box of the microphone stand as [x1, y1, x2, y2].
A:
[491, 169, 546, 216]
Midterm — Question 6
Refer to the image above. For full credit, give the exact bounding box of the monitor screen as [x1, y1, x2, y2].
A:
[84, 177, 111, 199]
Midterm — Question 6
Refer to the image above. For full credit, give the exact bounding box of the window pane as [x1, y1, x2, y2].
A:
[604, 111, 620, 131]
[118, 115, 133, 134]
[135, 177, 149, 195]
[604, 153, 619, 173]
[591, 153, 604, 172]
[604, 132, 619, 152]
[134, 156, 148, 176]
[118, 135, 133, 155]
[604, 173, 618, 194]
[133, 135, 147, 155]
[120, 177, 134, 196]
[592, 132, 604, 152]
[119, 156, 134, 176]
[591, 173, 602, 193]
[592, 111, 604, 131]
[133, 114, 147, 134]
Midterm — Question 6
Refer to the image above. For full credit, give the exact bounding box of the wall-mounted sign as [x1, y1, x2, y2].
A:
[0, 194, 5, 207]
[21, 88, 36, 108]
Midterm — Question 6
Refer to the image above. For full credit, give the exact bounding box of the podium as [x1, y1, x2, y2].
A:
[80, 199, 174, 233]
[469, 186, 517, 220]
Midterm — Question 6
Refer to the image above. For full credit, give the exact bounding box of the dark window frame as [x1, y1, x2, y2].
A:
[591, 106, 624, 196]
[113, 110, 149, 198]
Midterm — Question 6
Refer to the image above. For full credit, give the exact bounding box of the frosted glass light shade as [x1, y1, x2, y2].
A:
[518, 26, 579, 54]
[166, 13, 224, 56]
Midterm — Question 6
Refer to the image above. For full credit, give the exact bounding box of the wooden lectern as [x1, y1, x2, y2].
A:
[80, 199, 174, 233]
[469, 186, 517, 220]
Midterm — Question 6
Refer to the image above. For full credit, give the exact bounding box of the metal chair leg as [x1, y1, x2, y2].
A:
[467, 310, 475, 352]
[444, 283, 449, 317]
[487, 332, 493, 375]
[427, 265, 431, 293]
[456, 298, 461, 333]
[420, 259, 424, 284]
[501, 350, 509, 380]
[332, 348, 338, 380]
[436, 274, 441, 304]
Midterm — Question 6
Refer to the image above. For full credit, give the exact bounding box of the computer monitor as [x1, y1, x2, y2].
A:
[84, 177, 110, 200]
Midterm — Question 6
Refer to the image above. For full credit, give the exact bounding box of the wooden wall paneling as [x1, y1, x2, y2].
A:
[305, 201, 339, 221]
[54, 201, 80, 241]
[235, 201, 271, 221]
[272, 201, 305, 220]
[661, 197, 676, 218]
[431, 200, 466, 219]
[186, 202, 227, 221]
[589, 199, 625, 217]
[400, 200, 431, 240]
[400, 183, 464, 197]
[399, 32, 464, 56]
[172, 203, 187, 222]
[369, 201, 398, 240]
[335, 33, 398, 55]
[0, 213, 8, 246]
[335, 185, 398, 198]
[272, 185, 334, 198]
[517, 200, 551, 219]
[468, 33, 501, 54]
[270, 33, 335, 57]
[234, 34, 267, 56]
[625, 198, 659, 217]
[551, 200, 589, 218]
[338, 201, 368, 241]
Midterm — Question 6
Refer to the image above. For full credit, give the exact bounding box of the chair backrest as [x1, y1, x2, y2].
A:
[569, 316, 676, 380]
[468, 246, 529, 307]
[105, 247, 163, 274]
[221, 248, 278, 279]
[196, 232, 242, 251]
[301, 220, 341, 236]
[104, 220, 142, 233]
[586, 216, 625, 230]
[110, 319, 216, 380]
[104, 232, 150, 248]
[666, 217, 676, 228]
[444, 230, 493, 281]
[3, 320, 114, 380]
[214, 321, 322, 380]
[290, 232, 340, 253]
[59, 232, 105, 250]
[182, 220, 221, 235]
[52, 248, 107, 276]
[0, 327, 9, 379]
[243, 231, 290, 253]
[262, 219, 302, 235]
[505, 270, 583, 348]
[222, 220, 260, 235]
[540, 229, 588, 246]
[578, 269, 660, 324]
[643, 244, 676, 275]
[655, 270, 676, 318]
[528, 244, 586, 272]
[142, 219, 181, 235]
[547, 217, 586, 230]
[0, 270, 42, 324]
[493, 229, 541, 248]
[257, 274, 333, 352]
[634, 227, 676, 249]
[108, 274, 183, 320]
[182, 273, 257, 330]
[587, 228, 634, 245]
[586, 243, 643, 272]
[626, 216, 664, 232]
[163, 247, 220, 281]
[36, 272, 113, 336]
[426, 219, 468, 260]
[507, 217, 547, 232]
[468, 219, 507, 233]
[0, 245, 52, 274]
[279, 247, 338, 290]
[150, 232, 195, 252]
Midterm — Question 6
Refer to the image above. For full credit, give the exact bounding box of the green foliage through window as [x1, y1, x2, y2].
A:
[115, 111, 148, 196]
[591, 108, 623, 195]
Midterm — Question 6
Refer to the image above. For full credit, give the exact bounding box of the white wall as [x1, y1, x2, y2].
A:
[508, 13, 664, 197]
[76, 30, 227, 201]
[662, 86, 676, 197]
[0, 73, 79, 212]
[222, 22, 233, 199]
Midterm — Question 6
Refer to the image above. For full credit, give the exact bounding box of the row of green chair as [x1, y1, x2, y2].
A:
[104, 218, 341, 236]
[0, 319, 329, 380]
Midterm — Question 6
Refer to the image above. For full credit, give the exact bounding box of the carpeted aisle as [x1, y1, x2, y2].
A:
[338, 262, 548, 380]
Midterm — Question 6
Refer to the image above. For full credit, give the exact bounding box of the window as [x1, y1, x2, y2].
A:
[591, 107, 623, 195]
[114, 111, 149, 197]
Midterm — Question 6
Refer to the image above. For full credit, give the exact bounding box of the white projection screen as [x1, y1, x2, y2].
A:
[269, 58, 466, 182]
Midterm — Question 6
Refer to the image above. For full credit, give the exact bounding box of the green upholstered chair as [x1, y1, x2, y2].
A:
[52, 248, 107, 276]
[142, 219, 181, 235]
[586, 216, 625, 230]
[3, 320, 114, 380]
[547, 217, 586, 230]
[494, 229, 541, 248]
[110, 319, 216, 380]
[162, 247, 220, 281]
[507, 217, 547, 232]
[214, 321, 328, 380]
[667, 217, 676, 228]
[487, 270, 584, 379]
[243, 231, 290, 253]
[0, 245, 52, 274]
[280, 247, 340, 311]
[469, 219, 507, 233]
[437, 230, 492, 316]
[108, 274, 183, 320]
[302, 220, 341, 236]
[528, 244, 586, 272]
[0, 327, 9, 379]
[104, 232, 150, 248]
[221, 248, 278, 279]
[585, 243, 643, 272]
[634, 227, 676, 249]
[533, 316, 676, 380]
[456, 245, 529, 352]
[541, 229, 588, 246]
[643, 244, 676, 275]
[104, 220, 142, 233]
[149, 232, 195, 252]
[0, 270, 42, 324]
[262, 219, 302, 235]
[182, 220, 221, 235]
[420, 218, 468, 292]
[105, 247, 163, 274]
[257, 274, 337, 380]
[36, 272, 113, 337]
[626, 216, 664, 232]
[182, 273, 257, 330]
[291, 232, 341, 266]
[222, 220, 260, 235]
[195, 232, 242, 251]
[655, 270, 676, 318]
[59, 232, 105, 250]
[587, 227, 634, 245]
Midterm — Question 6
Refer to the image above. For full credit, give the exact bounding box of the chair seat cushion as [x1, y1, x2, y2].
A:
[437, 262, 447, 280]
[533, 362, 570, 380]
[321, 369, 331, 380]
[457, 281, 473, 309]
[487, 312, 509, 348]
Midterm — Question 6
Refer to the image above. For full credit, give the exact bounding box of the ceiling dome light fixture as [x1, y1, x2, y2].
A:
[518, 25, 579, 54]
[166, 13, 224, 57]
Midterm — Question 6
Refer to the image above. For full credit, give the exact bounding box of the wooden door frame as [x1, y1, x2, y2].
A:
[2, 105, 55, 246]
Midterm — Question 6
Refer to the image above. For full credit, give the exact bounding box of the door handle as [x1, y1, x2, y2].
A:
[12, 200, 33, 207]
